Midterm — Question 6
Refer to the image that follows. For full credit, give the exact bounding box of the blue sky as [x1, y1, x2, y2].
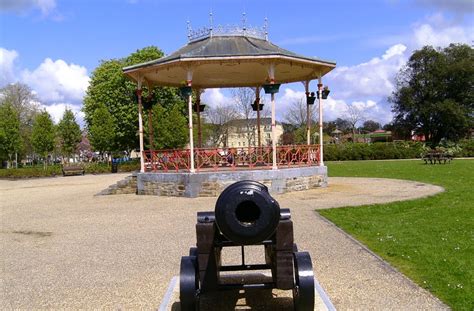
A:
[1, 0, 473, 127]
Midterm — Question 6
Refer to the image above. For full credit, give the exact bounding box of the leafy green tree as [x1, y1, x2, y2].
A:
[150, 103, 188, 149]
[57, 108, 82, 162]
[361, 120, 381, 133]
[31, 111, 55, 169]
[0, 102, 23, 167]
[334, 118, 352, 134]
[0, 83, 40, 160]
[83, 46, 185, 152]
[88, 103, 115, 158]
[390, 44, 473, 146]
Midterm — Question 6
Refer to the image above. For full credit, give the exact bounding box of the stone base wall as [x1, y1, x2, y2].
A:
[137, 166, 327, 197]
[98, 174, 137, 195]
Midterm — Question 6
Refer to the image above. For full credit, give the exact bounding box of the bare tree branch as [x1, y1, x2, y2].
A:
[202, 103, 238, 147]
[284, 96, 318, 127]
[344, 103, 366, 141]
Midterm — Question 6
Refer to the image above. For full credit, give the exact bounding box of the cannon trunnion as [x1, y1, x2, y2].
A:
[180, 180, 315, 310]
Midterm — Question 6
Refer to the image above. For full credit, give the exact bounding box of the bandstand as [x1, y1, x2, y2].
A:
[123, 23, 336, 197]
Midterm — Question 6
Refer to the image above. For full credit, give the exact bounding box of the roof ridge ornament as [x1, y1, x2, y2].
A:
[187, 18, 268, 42]
[209, 10, 213, 37]
[264, 17, 268, 41]
[187, 21, 192, 41]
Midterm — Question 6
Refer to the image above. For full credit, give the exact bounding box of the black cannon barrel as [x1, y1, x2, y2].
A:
[214, 180, 280, 245]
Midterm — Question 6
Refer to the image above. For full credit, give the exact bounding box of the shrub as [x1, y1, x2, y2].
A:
[324, 142, 428, 161]
[0, 159, 140, 179]
[0, 165, 62, 178]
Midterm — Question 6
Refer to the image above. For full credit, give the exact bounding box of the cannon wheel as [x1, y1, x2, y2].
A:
[293, 252, 315, 311]
[180, 255, 199, 311]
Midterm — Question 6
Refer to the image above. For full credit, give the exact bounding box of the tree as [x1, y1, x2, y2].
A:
[390, 44, 473, 146]
[0, 83, 40, 159]
[0, 102, 23, 168]
[57, 108, 82, 162]
[334, 118, 352, 133]
[362, 120, 381, 133]
[83, 46, 183, 152]
[203, 104, 238, 147]
[284, 97, 317, 127]
[150, 103, 188, 149]
[231, 88, 256, 146]
[31, 111, 55, 169]
[344, 104, 366, 141]
[88, 103, 115, 158]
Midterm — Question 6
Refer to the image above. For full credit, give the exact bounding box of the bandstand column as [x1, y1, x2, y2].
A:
[304, 80, 311, 145]
[137, 77, 145, 173]
[318, 76, 324, 166]
[187, 72, 196, 173]
[268, 64, 277, 170]
[255, 86, 261, 148]
[196, 89, 202, 148]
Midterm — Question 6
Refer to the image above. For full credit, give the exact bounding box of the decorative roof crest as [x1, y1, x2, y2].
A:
[187, 16, 269, 43]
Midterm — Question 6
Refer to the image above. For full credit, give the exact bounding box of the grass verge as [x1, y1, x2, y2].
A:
[319, 159, 473, 310]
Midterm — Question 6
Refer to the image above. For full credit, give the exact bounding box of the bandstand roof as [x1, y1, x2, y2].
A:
[123, 27, 336, 88]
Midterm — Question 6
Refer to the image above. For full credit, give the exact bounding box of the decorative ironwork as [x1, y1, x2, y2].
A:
[188, 24, 268, 42]
[143, 145, 320, 173]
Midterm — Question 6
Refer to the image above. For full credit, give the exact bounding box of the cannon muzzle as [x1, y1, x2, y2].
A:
[214, 180, 280, 245]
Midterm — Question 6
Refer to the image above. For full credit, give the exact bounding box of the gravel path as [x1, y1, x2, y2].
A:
[0, 174, 447, 309]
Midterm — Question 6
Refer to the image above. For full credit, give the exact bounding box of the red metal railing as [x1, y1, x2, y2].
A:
[143, 145, 320, 172]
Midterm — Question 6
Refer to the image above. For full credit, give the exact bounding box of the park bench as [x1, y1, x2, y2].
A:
[62, 165, 85, 176]
[422, 151, 453, 164]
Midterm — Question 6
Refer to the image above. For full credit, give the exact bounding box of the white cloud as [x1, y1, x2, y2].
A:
[274, 88, 393, 125]
[201, 88, 232, 108]
[0, 49, 89, 128]
[0, 0, 56, 16]
[275, 88, 305, 120]
[326, 44, 407, 100]
[0, 48, 19, 86]
[413, 22, 473, 48]
[21, 58, 90, 104]
[40, 102, 84, 125]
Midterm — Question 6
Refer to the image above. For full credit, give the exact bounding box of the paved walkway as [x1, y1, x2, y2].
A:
[0, 174, 447, 309]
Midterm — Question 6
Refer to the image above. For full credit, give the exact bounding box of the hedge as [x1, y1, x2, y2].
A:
[0, 159, 140, 179]
[324, 140, 473, 161]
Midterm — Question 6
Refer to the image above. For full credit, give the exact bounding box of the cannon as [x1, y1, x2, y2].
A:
[179, 180, 315, 310]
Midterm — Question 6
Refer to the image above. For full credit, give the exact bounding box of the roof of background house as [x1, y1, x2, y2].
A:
[225, 118, 279, 127]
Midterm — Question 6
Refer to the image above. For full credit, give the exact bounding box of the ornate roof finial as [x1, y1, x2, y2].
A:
[187, 20, 192, 41]
[264, 17, 268, 41]
[242, 12, 247, 31]
[209, 10, 213, 37]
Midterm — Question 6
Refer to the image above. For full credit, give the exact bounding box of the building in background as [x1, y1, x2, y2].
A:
[221, 118, 284, 148]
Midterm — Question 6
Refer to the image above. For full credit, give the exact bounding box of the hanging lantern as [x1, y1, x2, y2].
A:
[307, 92, 316, 105]
[251, 103, 264, 111]
[179, 86, 193, 99]
[321, 87, 330, 99]
[262, 83, 281, 94]
[192, 104, 206, 112]
[251, 99, 264, 111]
[142, 95, 155, 110]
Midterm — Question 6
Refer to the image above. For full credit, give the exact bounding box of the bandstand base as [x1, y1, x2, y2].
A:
[137, 166, 327, 197]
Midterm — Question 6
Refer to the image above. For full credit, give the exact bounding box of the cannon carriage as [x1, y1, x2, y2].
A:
[180, 180, 315, 310]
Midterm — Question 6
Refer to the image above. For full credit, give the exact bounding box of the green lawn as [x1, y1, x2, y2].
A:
[319, 159, 473, 311]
